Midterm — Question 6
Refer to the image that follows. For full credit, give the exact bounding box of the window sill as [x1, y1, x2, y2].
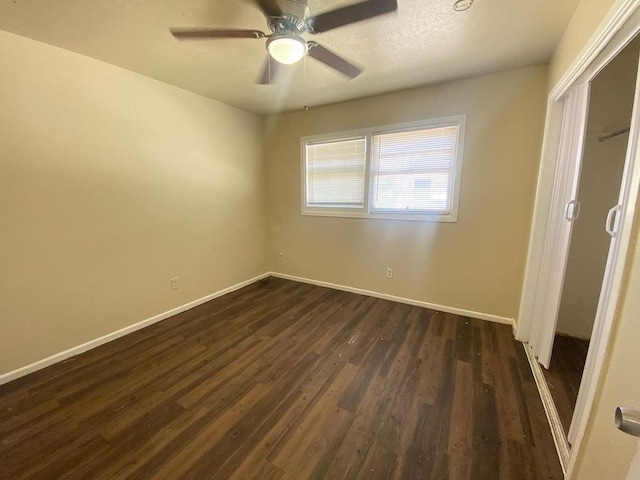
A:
[301, 209, 458, 223]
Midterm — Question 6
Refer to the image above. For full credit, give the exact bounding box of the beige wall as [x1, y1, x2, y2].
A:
[557, 39, 638, 339]
[0, 31, 269, 376]
[549, 0, 618, 89]
[264, 66, 548, 320]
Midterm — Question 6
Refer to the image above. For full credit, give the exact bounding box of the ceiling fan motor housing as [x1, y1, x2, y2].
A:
[267, 15, 306, 34]
[273, 0, 310, 20]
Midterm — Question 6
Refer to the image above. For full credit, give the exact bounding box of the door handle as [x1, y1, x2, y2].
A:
[616, 407, 640, 437]
[605, 204, 622, 237]
[565, 199, 581, 221]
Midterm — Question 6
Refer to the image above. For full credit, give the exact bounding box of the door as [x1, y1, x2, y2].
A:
[516, 5, 640, 476]
[530, 40, 640, 370]
[528, 83, 590, 368]
[556, 40, 639, 348]
[569, 47, 640, 444]
[527, 39, 640, 449]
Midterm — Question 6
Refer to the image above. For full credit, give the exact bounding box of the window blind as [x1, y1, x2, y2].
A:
[370, 125, 459, 213]
[305, 137, 366, 208]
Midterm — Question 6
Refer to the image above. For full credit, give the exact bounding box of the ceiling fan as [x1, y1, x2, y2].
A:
[170, 0, 398, 84]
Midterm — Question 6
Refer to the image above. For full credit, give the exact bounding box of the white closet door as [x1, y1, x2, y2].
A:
[569, 48, 640, 444]
[529, 83, 590, 368]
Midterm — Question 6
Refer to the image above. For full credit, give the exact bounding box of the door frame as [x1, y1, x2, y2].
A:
[515, 0, 640, 477]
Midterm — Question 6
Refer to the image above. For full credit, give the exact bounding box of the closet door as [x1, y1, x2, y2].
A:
[528, 83, 590, 368]
[569, 48, 640, 444]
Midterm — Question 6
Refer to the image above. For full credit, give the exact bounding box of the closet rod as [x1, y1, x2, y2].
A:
[598, 127, 631, 142]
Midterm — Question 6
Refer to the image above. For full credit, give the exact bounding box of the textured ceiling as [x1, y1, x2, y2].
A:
[0, 0, 580, 115]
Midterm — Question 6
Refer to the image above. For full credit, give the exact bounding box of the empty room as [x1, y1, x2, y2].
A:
[2, 0, 640, 479]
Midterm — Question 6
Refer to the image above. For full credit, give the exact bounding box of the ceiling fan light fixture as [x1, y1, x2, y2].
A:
[267, 34, 307, 64]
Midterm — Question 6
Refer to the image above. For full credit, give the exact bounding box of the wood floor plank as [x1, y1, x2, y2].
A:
[491, 351, 526, 442]
[150, 381, 273, 479]
[336, 338, 393, 413]
[322, 375, 393, 479]
[471, 382, 501, 480]
[92, 405, 212, 479]
[230, 357, 349, 477]
[403, 400, 441, 479]
[508, 357, 535, 446]
[285, 404, 354, 479]
[449, 361, 473, 460]
[417, 334, 448, 404]
[272, 362, 358, 469]
[183, 354, 325, 479]
[358, 444, 398, 480]
[0, 278, 563, 479]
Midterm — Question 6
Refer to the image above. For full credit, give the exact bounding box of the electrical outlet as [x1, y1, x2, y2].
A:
[386, 267, 393, 279]
[170, 277, 180, 290]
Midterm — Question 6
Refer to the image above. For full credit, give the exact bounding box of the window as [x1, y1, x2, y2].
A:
[305, 137, 366, 209]
[301, 116, 466, 222]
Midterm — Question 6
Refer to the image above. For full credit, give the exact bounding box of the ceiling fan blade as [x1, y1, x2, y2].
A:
[170, 28, 266, 40]
[257, 56, 281, 84]
[252, 0, 282, 16]
[307, 42, 362, 79]
[306, 0, 397, 33]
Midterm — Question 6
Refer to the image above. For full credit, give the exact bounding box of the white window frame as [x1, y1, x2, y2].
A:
[300, 115, 466, 222]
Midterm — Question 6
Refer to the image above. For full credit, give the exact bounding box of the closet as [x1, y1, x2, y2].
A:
[517, 9, 640, 471]
[543, 37, 639, 437]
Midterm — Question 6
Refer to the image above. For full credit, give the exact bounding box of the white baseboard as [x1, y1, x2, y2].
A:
[0, 272, 270, 386]
[1, 271, 514, 386]
[522, 342, 569, 474]
[270, 272, 515, 326]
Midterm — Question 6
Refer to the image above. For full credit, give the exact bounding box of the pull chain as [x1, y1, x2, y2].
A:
[303, 52, 309, 110]
[268, 58, 272, 104]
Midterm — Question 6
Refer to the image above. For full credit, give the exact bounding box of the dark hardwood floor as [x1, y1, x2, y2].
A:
[543, 334, 590, 437]
[0, 278, 562, 479]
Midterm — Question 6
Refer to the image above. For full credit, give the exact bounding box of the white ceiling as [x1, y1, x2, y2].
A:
[0, 0, 580, 115]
